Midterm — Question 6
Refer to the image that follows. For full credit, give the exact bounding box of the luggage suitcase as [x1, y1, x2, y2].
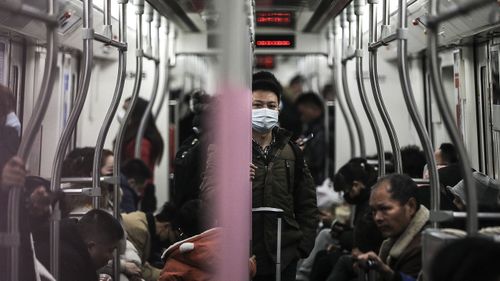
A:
[252, 207, 284, 281]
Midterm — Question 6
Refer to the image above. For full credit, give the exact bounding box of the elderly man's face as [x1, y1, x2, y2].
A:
[370, 181, 417, 238]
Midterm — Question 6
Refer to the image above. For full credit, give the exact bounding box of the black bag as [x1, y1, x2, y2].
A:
[173, 134, 202, 208]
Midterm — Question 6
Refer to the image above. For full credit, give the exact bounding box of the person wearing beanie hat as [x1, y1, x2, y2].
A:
[249, 71, 318, 281]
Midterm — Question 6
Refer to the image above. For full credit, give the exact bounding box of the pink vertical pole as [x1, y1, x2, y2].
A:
[214, 0, 253, 280]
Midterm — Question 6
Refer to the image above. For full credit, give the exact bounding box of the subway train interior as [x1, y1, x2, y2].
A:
[1, 0, 500, 280]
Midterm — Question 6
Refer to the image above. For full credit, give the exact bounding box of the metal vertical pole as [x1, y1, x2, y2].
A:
[115, 0, 144, 183]
[113, 2, 128, 278]
[397, 0, 440, 226]
[354, 0, 385, 176]
[331, 19, 355, 159]
[103, 0, 112, 38]
[135, 9, 161, 158]
[153, 18, 170, 120]
[428, 0, 477, 234]
[49, 0, 94, 278]
[368, 0, 403, 173]
[215, 0, 252, 279]
[92, 0, 128, 210]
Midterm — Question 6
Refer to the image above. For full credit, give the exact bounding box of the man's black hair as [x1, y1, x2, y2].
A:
[400, 145, 426, 178]
[289, 74, 305, 86]
[121, 159, 152, 183]
[333, 158, 377, 192]
[295, 92, 325, 114]
[439, 142, 458, 164]
[155, 201, 177, 222]
[252, 71, 283, 100]
[77, 209, 124, 244]
[174, 199, 204, 237]
[374, 174, 420, 207]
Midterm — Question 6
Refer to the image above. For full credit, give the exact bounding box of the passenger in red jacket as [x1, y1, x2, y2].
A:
[159, 200, 257, 281]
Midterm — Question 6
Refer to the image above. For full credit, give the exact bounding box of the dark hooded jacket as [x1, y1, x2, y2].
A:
[36, 219, 98, 281]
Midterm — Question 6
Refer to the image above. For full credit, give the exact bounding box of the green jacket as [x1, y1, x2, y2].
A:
[198, 128, 318, 275]
[252, 128, 318, 275]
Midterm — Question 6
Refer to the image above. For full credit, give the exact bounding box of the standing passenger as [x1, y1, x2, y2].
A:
[250, 71, 318, 281]
[280, 74, 305, 139]
[295, 92, 327, 185]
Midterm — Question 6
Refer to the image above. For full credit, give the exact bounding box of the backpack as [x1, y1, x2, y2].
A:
[173, 134, 202, 207]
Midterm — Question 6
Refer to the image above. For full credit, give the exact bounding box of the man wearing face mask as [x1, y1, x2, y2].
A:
[250, 71, 318, 281]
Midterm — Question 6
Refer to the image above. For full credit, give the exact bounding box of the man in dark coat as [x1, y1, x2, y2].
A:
[250, 71, 318, 281]
[36, 209, 124, 281]
[357, 174, 429, 281]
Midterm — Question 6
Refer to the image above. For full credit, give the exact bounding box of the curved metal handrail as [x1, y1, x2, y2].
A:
[330, 19, 355, 159]
[427, 0, 477, 234]
[7, 0, 57, 278]
[153, 19, 170, 120]
[397, 0, 440, 227]
[113, 0, 144, 198]
[354, 0, 385, 176]
[91, 0, 128, 209]
[368, 0, 402, 174]
[135, 9, 161, 158]
[341, 9, 366, 158]
[49, 0, 94, 277]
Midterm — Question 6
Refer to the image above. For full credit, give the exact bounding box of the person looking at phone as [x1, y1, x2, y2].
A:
[355, 174, 429, 281]
[306, 159, 383, 281]
[295, 92, 327, 185]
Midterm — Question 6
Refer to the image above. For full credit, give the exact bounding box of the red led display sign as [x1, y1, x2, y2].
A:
[256, 11, 294, 28]
[255, 34, 295, 49]
[255, 55, 275, 69]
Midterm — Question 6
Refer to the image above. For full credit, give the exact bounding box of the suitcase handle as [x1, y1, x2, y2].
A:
[252, 207, 284, 281]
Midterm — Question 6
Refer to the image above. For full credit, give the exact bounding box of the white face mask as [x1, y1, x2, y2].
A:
[116, 108, 126, 123]
[5, 112, 21, 136]
[252, 108, 279, 133]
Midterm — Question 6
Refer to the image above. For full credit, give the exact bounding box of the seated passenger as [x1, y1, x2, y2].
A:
[60, 147, 113, 216]
[423, 143, 462, 187]
[356, 174, 429, 281]
[121, 202, 179, 281]
[400, 145, 426, 179]
[36, 209, 124, 281]
[295, 92, 327, 186]
[306, 159, 383, 281]
[121, 159, 152, 213]
[431, 237, 500, 281]
[447, 171, 500, 212]
[159, 200, 256, 281]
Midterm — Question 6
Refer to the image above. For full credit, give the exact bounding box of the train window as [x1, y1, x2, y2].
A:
[491, 49, 500, 105]
[0, 41, 5, 84]
[11, 65, 19, 112]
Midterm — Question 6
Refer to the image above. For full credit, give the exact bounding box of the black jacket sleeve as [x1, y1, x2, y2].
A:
[292, 146, 319, 258]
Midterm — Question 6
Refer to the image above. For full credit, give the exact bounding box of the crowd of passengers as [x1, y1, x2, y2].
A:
[1, 71, 500, 281]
